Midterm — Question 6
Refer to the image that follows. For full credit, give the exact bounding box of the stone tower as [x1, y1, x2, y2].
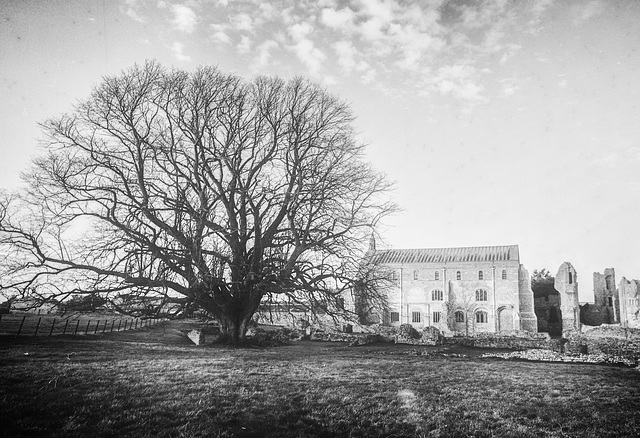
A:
[518, 265, 538, 332]
[554, 262, 581, 335]
[593, 268, 620, 324]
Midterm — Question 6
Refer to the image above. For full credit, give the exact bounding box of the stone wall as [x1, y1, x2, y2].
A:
[443, 331, 556, 350]
[564, 325, 640, 360]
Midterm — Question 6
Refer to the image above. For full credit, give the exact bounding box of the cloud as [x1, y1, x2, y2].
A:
[500, 77, 520, 97]
[230, 13, 254, 33]
[358, 0, 398, 24]
[320, 7, 356, 30]
[430, 64, 487, 102]
[170, 41, 191, 62]
[170, 4, 198, 33]
[574, 1, 604, 24]
[289, 22, 313, 42]
[254, 40, 279, 68]
[237, 35, 252, 54]
[210, 24, 231, 44]
[290, 38, 326, 75]
[120, 0, 145, 23]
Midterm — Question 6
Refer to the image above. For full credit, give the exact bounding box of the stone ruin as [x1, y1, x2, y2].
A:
[535, 263, 640, 336]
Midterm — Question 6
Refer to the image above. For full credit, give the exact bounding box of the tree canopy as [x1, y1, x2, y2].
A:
[0, 61, 396, 342]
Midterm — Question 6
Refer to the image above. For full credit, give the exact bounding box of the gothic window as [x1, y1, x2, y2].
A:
[412, 311, 421, 323]
[476, 289, 488, 301]
[502, 270, 507, 280]
[476, 311, 488, 323]
[413, 270, 419, 280]
[390, 312, 400, 322]
[432, 289, 443, 301]
[456, 271, 461, 280]
[569, 272, 573, 284]
[433, 312, 441, 323]
[454, 311, 465, 323]
[435, 271, 440, 281]
[478, 271, 484, 280]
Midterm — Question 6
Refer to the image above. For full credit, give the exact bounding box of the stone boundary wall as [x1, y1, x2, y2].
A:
[565, 326, 640, 360]
[443, 331, 557, 350]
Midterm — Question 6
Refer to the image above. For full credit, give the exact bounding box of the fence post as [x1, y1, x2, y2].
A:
[103, 320, 108, 333]
[117, 320, 122, 331]
[111, 320, 115, 332]
[135, 318, 138, 329]
[17, 315, 27, 336]
[63, 319, 69, 335]
[94, 321, 100, 334]
[49, 318, 56, 336]
[74, 319, 80, 335]
[34, 317, 42, 336]
[84, 320, 91, 335]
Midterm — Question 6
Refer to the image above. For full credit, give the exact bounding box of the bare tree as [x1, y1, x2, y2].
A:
[0, 62, 396, 343]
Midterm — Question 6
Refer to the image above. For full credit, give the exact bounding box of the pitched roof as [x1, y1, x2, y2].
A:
[370, 245, 519, 265]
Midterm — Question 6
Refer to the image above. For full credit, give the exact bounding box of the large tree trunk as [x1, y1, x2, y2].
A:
[200, 286, 263, 345]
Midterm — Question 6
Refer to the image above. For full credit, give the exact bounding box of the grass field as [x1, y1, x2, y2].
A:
[1, 321, 639, 437]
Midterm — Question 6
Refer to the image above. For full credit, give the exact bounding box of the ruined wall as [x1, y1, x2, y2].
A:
[534, 293, 561, 333]
[619, 277, 640, 328]
[593, 268, 620, 324]
[518, 265, 539, 332]
[554, 262, 581, 335]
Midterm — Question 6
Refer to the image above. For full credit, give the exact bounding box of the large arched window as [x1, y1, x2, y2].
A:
[456, 271, 461, 280]
[476, 289, 488, 301]
[476, 311, 488, 324]
[454, 311, 465, 323]
[478, 270, 484, 280]
[435, 271, 440, 281]
[432, 289, 443, 301]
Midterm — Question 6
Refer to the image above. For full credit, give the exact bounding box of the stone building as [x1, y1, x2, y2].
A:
[367, 242, 537, 334]
[593, 268, 620, 324]
[618, 277, 640, 328]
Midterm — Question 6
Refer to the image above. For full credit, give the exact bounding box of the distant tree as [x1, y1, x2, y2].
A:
[0, 62, 396, 343]
[62, 294, 107, 313]
[531, 268, 557, 299]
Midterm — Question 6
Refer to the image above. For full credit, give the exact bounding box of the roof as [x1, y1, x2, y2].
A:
[370, 245, 519, 265]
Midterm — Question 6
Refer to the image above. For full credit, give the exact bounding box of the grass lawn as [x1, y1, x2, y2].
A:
[1, 321, 639, 437]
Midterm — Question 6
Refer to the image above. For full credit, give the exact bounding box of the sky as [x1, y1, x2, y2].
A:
[1, 0, 640, 302]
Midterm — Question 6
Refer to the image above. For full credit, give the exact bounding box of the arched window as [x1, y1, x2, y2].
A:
[432, 289, 443, 301]
[501, 270, 507, 280]
[478, 271, 484, 280]
[454, 311, 465, 323]
[476, 311, 488, 323]
[413, 270, 419, 280]
[568, 272, 573, 284]
[435, 271, 440, 281]
[476, 289, 488, 301]
[390, 271, 397, 281]
[456, 271, 461, 280]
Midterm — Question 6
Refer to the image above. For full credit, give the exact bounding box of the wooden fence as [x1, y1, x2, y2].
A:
[0, 313, 165, 337]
